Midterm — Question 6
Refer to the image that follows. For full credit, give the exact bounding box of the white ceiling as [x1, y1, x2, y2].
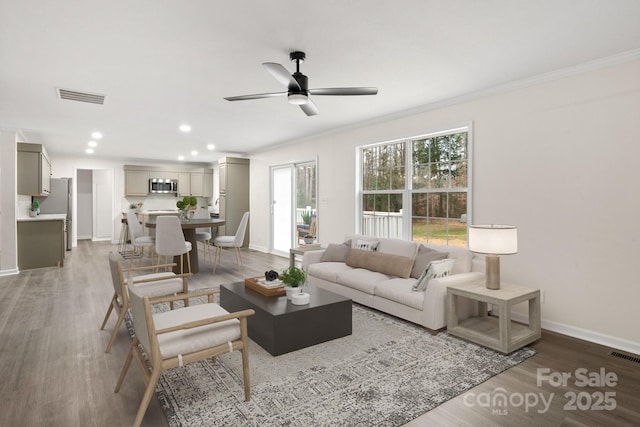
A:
[1, 0, 639, 164]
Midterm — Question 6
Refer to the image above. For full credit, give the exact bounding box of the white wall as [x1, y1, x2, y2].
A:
[249, 59, 640, 352]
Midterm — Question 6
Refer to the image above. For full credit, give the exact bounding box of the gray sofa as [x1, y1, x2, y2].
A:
[302, 234, 485, 331]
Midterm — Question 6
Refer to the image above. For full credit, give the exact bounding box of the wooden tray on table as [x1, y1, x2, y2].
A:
[244, 277, 286, 297]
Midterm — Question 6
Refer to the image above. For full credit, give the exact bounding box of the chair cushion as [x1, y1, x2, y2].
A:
[153, 303, 241, 359]
[134, 236, 155, 245]
[195, 231, 212, 241]
[130, 276, 184, 298]
[213, 235, 235, 247]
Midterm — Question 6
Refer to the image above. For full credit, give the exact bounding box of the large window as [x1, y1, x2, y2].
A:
[359, 128, 469, 247]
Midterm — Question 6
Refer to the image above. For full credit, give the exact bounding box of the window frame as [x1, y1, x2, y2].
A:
[356, 124, 473, 246]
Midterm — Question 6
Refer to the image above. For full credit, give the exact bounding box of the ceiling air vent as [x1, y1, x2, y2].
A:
[57, 88, 106, 105]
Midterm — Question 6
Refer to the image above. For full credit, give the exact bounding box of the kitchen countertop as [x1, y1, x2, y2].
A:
[18, 214, 67, 222]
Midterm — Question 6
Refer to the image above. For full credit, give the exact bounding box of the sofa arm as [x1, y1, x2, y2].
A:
[302, 250, 325, 270]
[422, 272, 485, 330]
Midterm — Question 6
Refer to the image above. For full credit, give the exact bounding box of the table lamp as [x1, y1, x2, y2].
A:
[468, 224, 518, 290]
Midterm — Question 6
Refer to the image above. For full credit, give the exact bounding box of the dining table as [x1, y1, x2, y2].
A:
[145, 217, 225, 274]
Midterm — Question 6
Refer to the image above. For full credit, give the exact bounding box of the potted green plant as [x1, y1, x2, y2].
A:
[29, 199, 39, 217]
[128, 202, 137, 212]
[279, 266, 307, 299]
[303, 234, 314, 244]
[176, 196, 198, 220]
[301, 209, 312, 225]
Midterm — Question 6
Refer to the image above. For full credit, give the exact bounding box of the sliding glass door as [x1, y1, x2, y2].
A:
[270, 161, 317, 254]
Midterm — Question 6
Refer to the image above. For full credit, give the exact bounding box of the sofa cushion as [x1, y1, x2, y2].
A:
[410, 245, 449, 278]
[346, 248, 415, 278]
[307, 262, 353, 283]
[422, 242, 473, 274]
[321, 242, 351, 262]
[354, 238, 379, 252]
[376, 238, 419, 258]
[336, 268, 390, 295]
[374, 278, 424, 310]
[412, 258, 456, 291]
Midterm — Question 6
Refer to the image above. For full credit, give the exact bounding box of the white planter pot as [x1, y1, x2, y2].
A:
[284, 286, 299, 300]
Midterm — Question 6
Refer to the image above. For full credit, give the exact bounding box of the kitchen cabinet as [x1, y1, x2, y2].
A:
[17, 218, 65, 269]
[178, 171, 213, 197]
[125, 170, 149, 196]
[218, 157, 250, 245]
[178, 172, 191, 196]
[17, 143, 52, 196]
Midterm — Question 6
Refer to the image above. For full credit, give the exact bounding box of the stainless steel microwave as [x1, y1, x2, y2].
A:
[149, 178, 178, 194]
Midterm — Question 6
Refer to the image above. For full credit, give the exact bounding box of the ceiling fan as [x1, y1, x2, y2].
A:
[224, 51, 378, 116]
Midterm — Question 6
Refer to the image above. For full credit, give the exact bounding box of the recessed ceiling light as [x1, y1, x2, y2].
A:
[179, 124, 191, 133]
[191, 150, 198, 156]
[207, 144, 215, 150]
[86, 148, 94, 154]
[178, 155, 185, 161]
[91, 132, 102, 139]
[88, 141, 98, 147]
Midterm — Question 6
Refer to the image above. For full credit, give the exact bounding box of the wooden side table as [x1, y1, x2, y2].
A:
[289, 244, 323, 267]
[447, 281, 541, 353]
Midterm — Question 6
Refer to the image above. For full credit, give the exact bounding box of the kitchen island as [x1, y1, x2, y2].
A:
[17, 214, 66, 269]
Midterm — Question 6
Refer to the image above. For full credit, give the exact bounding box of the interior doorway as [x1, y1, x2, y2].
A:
[76, 168, 114, 242]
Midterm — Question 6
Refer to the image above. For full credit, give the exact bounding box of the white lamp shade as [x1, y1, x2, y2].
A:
[468, 225, 518, 255]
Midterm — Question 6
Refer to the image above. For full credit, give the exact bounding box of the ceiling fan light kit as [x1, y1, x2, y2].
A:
[224, 51, 378, 116]
[288, 93, 308, 105]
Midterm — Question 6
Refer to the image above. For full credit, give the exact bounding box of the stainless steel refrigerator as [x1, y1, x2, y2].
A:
[37, 178, 72, 250]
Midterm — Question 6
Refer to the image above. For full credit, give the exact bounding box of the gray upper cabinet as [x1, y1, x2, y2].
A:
[17, 143, 51, 196]
[125, 170, 150, 196]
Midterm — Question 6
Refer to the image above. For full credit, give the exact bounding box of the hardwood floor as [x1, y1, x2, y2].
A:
[0, 240, 638, 426]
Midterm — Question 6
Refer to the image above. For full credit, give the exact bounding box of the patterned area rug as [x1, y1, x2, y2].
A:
[127, 301, 535, 426]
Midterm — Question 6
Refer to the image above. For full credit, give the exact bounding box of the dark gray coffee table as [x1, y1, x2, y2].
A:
[220, 282, 352, 356]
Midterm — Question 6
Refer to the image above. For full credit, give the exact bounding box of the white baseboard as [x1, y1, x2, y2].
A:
[248, 243, 269, 253]
[0, 268, 19, 276]
[511, 312, 640, 356]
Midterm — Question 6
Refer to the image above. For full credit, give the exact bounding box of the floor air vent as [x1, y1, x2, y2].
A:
[610, 351, 640, 364]
[57, 88, 106, 105]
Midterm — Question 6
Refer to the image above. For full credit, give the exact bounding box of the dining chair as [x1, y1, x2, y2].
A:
[100, 252, 190, 353]
[193, 207, 213, 263]
[213, 211, 249, 273]
[115, 286, 254, 427]
[155, 215, 192, 274]
[126, 212, 155, 266]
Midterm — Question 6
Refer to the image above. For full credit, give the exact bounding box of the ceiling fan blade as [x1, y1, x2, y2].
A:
[263, 62, 301, 90]
[224, 91, 287, 101]
[308, 87, 378, 96]
[300, 98, 318, 116]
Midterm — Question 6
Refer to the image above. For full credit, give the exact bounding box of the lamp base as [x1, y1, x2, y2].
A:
[485, 255, 501, 290]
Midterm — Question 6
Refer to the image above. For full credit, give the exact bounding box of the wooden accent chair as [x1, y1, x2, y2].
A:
[115, 286, 254, 427]
[213, 211, 249, 273]
[100, 252, 190, 353]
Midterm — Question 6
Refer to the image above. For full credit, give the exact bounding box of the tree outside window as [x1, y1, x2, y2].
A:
[360, 129, 468, 246]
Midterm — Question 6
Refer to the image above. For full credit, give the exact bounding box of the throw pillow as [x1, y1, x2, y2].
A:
[412, 258, 456, 291]
[346, 248, 414, 278]
[355, 238, 379, 252]
[410, 245, 449, 278]
[321, 242, 351, 262]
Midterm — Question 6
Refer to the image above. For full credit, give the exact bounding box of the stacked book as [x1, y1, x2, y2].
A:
[256, 278, 283, 289]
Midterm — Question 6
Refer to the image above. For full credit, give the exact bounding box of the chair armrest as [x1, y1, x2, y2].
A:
[302, 250, 325, 270]
[146, 288, 219, 304]
[155, 308, 256, 335]
[121, 262, 177, 273]
[127, 273, 192, 285]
